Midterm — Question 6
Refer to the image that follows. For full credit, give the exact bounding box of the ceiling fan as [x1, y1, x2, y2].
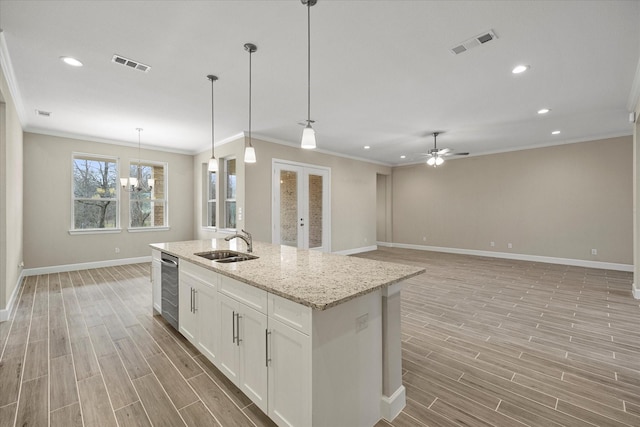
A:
[422, 132, 469, 167]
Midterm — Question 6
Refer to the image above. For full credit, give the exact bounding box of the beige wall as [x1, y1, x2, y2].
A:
[23, 132, 194, 268]
[243, 138, 391, 252]
[376, 174, 387, 242]
[194, 136, 391, 252]
[0, 65, 24, 311]
[393, 136, 633, 264]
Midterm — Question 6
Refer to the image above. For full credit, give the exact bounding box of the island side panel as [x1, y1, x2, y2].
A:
[312, 289, 383, 427]
[381, 282, 405, 421]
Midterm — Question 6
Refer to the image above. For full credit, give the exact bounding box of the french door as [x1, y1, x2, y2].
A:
[272, 160, 330, 252]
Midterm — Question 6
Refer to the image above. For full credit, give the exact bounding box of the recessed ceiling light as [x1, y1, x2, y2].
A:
[400, 155, 406, 159]
[512, 64, 529, 74]
[60, 56, 83, 67]
[363, 146, 370, 150]
[552, 130, 561, 135]
[537, 108, 550, 114]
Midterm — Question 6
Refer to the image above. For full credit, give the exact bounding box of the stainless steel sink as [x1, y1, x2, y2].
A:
[194, 250, 259, 263]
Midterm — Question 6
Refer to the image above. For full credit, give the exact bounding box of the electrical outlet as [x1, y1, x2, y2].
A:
[115, 247, 120, 254]
[356, 314, 368, 332]
[507, 243, 512, 249]
[591, 248, 597, 255]
[490, 241, 495, 247]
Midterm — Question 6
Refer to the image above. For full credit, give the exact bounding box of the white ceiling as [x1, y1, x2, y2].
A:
[1, 0, 639, 165]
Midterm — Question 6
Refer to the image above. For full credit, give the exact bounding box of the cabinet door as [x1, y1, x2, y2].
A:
[151, 259, 162, 313]
[196, 282, 218, 364]
[217, 293, 240, 384]
[268, 320, 311, 427]
[238, 305, 268, 413]
[178, 276, 197, 344]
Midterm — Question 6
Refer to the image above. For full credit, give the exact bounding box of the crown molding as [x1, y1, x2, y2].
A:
[0, 31, 27, 125]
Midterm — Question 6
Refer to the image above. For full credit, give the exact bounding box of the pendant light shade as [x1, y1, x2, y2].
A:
[301, 0, 317, 149]
[207, 74, 218, 172]
[244, 43, 257, 164]
[301, 123, 316, 149]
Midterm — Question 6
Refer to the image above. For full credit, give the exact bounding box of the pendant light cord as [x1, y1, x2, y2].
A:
[249, 49, 252, 147]
[211, 78, 215, 158]
[307, 1, 311, 123]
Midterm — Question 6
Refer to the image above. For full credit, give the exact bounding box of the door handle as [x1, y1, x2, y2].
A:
[190, 288, 194, 313]
[236, 313, 242, 346]
[193, 290, 197, 312]
[265, 329, 271, 367]
[232, 311, 236, 344]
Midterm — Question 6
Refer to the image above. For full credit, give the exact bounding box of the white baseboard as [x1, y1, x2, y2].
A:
[0, 270, 26, 322]
[333, 245, 378, 256]
[633, 283, 640, 299]
[22, 256, 152, 277]
[378, 242, 633, 272]
[380, 385, 406, 422]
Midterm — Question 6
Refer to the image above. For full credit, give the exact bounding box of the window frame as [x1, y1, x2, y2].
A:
[126, 159, 170, 232]
[221, 157, 237, 231]
[70, 152, 121, 235]
[203, 163, 217, 229]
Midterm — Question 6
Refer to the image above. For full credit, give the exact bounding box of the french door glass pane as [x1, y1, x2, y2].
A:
[308, 174, 323, 248]
[280, 170, 298, 247]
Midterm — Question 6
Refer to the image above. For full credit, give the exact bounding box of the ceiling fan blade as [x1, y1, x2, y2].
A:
[437, 148, 451, 155]
[441, 151, 470, 157]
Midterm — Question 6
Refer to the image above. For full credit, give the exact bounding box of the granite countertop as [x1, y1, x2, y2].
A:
[150, 239, 425, 310]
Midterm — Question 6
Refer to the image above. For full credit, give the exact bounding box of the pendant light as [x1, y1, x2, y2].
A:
[301, 0, 317, 149]
[244, 43, 257, 164]
[121, 128, 154, 192]
[207, 75, 219, 172]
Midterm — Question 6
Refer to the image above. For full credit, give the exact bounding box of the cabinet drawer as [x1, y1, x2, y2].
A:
[181, 261, 218, 290]
[268, 293, 311, 335]
[219, 275, 267, 314]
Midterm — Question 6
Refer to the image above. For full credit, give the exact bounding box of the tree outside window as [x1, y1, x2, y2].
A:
[207, 170, 216, 227]
[129, 162, 167, 228]
[72, 154, 119, 230]
[224, 158, 236, 229]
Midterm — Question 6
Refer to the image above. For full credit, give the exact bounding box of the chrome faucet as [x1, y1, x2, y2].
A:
[225, 229, 253, 253]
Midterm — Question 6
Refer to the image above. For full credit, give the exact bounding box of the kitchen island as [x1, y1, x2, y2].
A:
[151, 239, 424, 427]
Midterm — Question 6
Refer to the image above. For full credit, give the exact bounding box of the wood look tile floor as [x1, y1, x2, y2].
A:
[0, 247, 637, 426]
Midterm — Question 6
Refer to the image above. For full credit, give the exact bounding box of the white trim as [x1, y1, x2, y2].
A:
[0, 270, 26, 322]
[380, 385, 406, 422]
[383, 242, 633, 272]
[376, 241, 393, 248]
[333, 245, 377, 256]
[22, 256, 151, 276]
[127, 226, 170, 233]
[633, 283, 640, 300]
[627, 55, 640, 111]
[0, 32, 26, 126]
[69, 228, 122, 235]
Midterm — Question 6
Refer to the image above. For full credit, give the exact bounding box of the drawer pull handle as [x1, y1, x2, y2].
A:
[265, 329, 271, 367]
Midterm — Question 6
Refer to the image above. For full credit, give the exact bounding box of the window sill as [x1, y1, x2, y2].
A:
[128, 226, 171, 233]
[69, 228, 123, 235]
[216, 228, 238, 235]
[202, 226, 218, 231]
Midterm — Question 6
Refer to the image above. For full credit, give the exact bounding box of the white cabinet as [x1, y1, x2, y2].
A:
[151, 250, 162, 313]
[217, 279, 269, 413]
[178, 262, 219, 364]
[268, 317, 311, 427]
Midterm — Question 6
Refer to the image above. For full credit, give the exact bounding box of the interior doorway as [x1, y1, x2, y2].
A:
[272, 160, 331, 252]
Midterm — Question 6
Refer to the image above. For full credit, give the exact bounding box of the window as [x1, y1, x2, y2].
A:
[206, 167, 217, 227]
[72, 154, 119, 231]
[128, 161, 168, 229]
[223, 158, 236, 229]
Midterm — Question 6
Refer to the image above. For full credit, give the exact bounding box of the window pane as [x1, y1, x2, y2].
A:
[131, 200, 165, 227]
[208, 201, 216, 227]
[226, 159, 236, 199]
[73, 158, 117, 199]
[209, 172, 216, 200]
[225, 201, 236, 229]
[280, 170, 298, 247]
[74, 200, 117, 229]
[308, 174, 323, 248]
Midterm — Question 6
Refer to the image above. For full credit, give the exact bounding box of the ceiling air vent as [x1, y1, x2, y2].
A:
[35, 109, 51, 117]
[450, 29, 498, 55]
[111, 54, 151, 73]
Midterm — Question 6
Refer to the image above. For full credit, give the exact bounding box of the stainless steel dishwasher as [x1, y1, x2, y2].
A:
[160, 252, 179, 330]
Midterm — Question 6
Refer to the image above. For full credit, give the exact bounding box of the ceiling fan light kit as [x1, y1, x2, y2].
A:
[424, 131, 469, 168]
